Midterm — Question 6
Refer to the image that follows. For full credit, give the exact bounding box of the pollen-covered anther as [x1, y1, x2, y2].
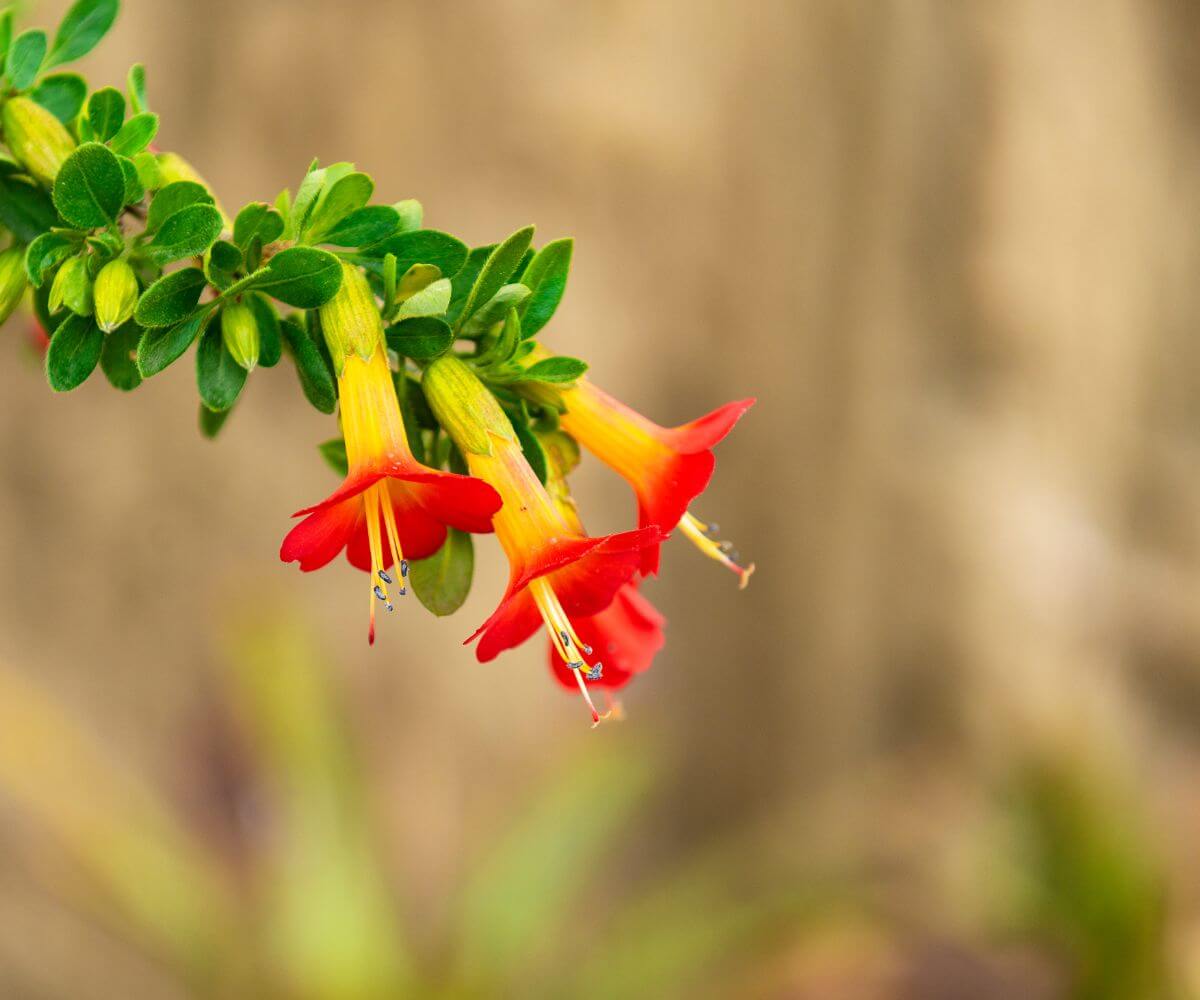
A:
[678, 511, 755, 589]
[362, 480, 408, 641]
[530, 576, 613, 727]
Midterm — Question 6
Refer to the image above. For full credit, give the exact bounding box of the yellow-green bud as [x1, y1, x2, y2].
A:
[318, 262, 385, 375]
[0, 247, 28, 325]
[421, 355, 516, 456]
[93, 259, 139, 332]
[156, 152, 231, 228]
[1, 96, 76, 186]
[221, 301, 260, 371]
[49, 256, 93, 316]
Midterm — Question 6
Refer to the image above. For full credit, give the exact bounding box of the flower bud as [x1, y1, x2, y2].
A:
[1, 96, 76, 186]
[49, 256, 93, 316]
[0, 247, 28, 325]
[221, 301, 260, 371]
[155, 153, 231, 228]
[93, 258, 139, 332]
[318, 262, 384, 375]
[422, 354, 515, 456]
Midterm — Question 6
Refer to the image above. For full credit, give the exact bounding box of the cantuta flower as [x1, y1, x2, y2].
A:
[280, 264, 502, 643]
[422, 355, 662, 725]
[541, 369, 756, 583]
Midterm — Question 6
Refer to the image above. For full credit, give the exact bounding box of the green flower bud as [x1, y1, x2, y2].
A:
[93, 259, 139, 332]
[221, 301, 260, 371]
[49, 256, 93, 317]
[1, 96, 77, 186]
[422, 354, 515, 456]
[318, 261, 384, 376]
[0, 247, 28, 325]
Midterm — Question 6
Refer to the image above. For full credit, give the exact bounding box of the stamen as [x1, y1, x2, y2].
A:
[586, 663, 603, 681]
[378, 569, 392, 584]
[530, 576, 613, 728]
[400, 559, 409, 578]
[373, 584, 388, 602]
[678, 511, 755, 589]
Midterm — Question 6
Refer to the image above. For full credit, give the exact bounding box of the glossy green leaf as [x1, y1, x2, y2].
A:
[322, 205, 399, 247]
[53, 142, 125, 228]
[198, 402, 231, 438]
[305, 171, 372, 240]
[146, 180, 214, 232]
[462, 283, 530, 338]
[132, 150, 161, 190]
[86, 87, 125, 141]
[45, 313, 101, 391]
[29, 72, 86, 123]
[205, 239, 241, 289]
[146, 203, 223, 265]
[252, 246, 342, 308]
[0, 173, 57, 242]
[7, 30, 46, 90]
[386, 316, 453, 362]
[127, 63, 147, 113]
[99, 321, 142, 390]
[513, 419, 548, 485]
[445, 244, 495, 327]
[395, 277, 451, 320]
[393, 198, 422, 232]
[118, 155, 142, 205]
[455, 226, 533, 332]
[281, 318, 336, 413]
[109, 112, 157, 157]
[410, 528, 474, 617]
[522, 356, 588, 384]
[362, 229, 467, 280]
[136, 309, 208, 376]
[196, 323, 246, 412]
[0, 10, 13, 75]
[46, 0, 119, 69]
[518, 238, 572, 338]
[134, 267, 207, 327]
[247, 293, 281, 368]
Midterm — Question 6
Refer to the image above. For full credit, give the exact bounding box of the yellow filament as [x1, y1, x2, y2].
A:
[677, 512, 755, 589]
[379, 487, 405, 585]
[529, 577, 610, 727]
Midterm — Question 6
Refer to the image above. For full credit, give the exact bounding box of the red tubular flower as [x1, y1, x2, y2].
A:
[549, 372, 755, 583]
[280, 264, 501, 643]
[422, 355, 661, 725]
[547, 582, 665, 695]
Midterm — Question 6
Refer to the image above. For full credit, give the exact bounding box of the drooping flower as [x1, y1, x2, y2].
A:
[280, 264, 502, 642]
[422, 355, 662, 725]
[535, 364, 755, 583]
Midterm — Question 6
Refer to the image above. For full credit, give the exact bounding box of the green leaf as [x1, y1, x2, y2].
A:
[109, 112, 157, 157]
[252, 246, 342, 308]
[317, 438, 348, 477]
[304, 171, 372, 240]
[361, 229, 467, 280]
[455, 226, 534, 332]
[86, 87, 125, 141]
[127, 63, 147, 114]
[446, 244, 495, 327]
[281, 318, 336, 413]
[45, 0, 119, 69]
[196, 323, 246, 411]
[118, 155, 142, 204]
[6, 30, 46, 91]
[321, 205, 399, 247]
[146, 203, 223, 265]
[205, 239, 241, 289]
[394, 198, 422, 232]
[99, 321, 142, 390]
[386, 316, 453, 362]
[134, 267, 208, 327]
[132, 150, 161, 191]
[395, 277, 451, 320]
[199, 402, 231, 439]
[146, 180, 214, 232]
[462, 283, 530, 338]
[410, 529, 474, 617]
[45, 313, 101, 391]
[247, 293, 281, 368]
[518, 238, 572, 338]
[52, 142, 125, 228]
[0, 10, 13, 75]
[232, 201, 284, 249]
[513, 419, 548, 484]
[136, 309, 208, 376]
[25, 231, 79, 286]
[0, 173, 57, 242]
[29, 72, 86, 123]
[522, 356, 588, 384]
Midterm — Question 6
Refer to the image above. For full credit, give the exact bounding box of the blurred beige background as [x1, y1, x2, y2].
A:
[2, 0, 1200, 996]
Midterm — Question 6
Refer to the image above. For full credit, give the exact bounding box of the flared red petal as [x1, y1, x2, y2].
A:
[549, 583, 666, 692]
[280, 497, 363, 572]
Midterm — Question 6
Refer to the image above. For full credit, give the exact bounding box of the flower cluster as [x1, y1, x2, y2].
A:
[0, 0, 754, 724]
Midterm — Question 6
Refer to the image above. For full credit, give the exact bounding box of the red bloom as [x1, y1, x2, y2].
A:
[555, 377, 755, 582]
[280, 267, 501, 643]
[547, 582, 665, 694]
